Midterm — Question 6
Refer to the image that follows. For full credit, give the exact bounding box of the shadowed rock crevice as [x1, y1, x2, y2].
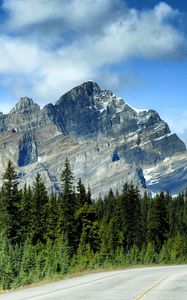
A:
[18, 132, 38, 167]
[112, 150, 120, 162]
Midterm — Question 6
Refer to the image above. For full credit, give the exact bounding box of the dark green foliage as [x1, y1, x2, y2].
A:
[143, 242, 157, 264]
[99, 218, 116, 261]
[46, 192, 59, 241]
[18, 239, 36, 285]
[30, 174, 49, 244]
[0, 159, 187, 290]
[58, 158, 77, 253]
[141, 192, 150, 243]
[116, 183, 142, 250]
[19, 185, 33, 242]
[44, 236, 70, 277]
[148, 192, 169, 250]
[76, 203, 100, 253]
[0, 161, 21, 243]
[76, 178, 92, 207]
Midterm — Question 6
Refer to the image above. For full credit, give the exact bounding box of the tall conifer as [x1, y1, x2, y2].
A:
[59, 158, 76, 253]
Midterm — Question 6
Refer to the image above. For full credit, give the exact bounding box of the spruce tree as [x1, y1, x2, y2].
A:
[103, 189, 115, 223]
[19, 184, 33, 243]
[141, 191, 150, 243]
[147, 192, 169, 250]
[46, 191, 59, 241]
[59, 158, 76, 254]
[30, 173, 49, 244]
[117, 183, 142, 250]
[76, 178, 89, 208]
[76, 202, 100, 253]
[0, 160, 21, 244]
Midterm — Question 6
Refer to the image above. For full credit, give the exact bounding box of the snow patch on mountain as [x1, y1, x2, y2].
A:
[125, 101, 149, 114]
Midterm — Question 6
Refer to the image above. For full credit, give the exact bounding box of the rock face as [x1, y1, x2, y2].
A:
[0, 81, 186, 197]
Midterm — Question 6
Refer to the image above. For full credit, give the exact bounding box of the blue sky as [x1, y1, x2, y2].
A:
[0, 0, 186, 141]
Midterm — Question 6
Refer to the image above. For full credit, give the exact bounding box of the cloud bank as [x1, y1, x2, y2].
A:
[0, 0, 186, 104]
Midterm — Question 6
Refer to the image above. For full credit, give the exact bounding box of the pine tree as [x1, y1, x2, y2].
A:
[0, 236, 15, 289]
[170, 232, 186, 263]
[103, 189, 115, 223]
[46, 191, 59, 241]
[58, 158, 76, 254]
[19, 239, 36, 285]
[76, 202, 100, 253]
[99, 218, 115, 261]
[0, 160, 21, 244]
[19, 184, 33, 243]
[44, 235, 70, 277]
[144, 242, 157, 264]
[141, 191, 150, 243]
[76, 178, 88, 208]
[147, 192, 169, 250]
[30, 174, 49, 244]
[86, 186, 92, 205]
[117, 183, 142, 250]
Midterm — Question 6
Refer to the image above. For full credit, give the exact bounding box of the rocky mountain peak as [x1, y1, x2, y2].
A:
[78, 80, 101, 94]
[0, 81, 186, 197]
[56, 81, 101, 106]
[7, 97, 41, 132]
[10, 97, 40, 114]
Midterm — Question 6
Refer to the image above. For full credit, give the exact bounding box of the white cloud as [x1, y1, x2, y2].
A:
[84, 7, 185, 64]
[0, 101, 14, 113]
[0, 36, 42, 73]
[3, 0, 123, 32]
[0, 0, 186, 104]
[154, 2, 178, 21]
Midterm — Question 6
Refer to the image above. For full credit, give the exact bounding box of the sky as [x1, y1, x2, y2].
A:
[0, 0, 186, 142]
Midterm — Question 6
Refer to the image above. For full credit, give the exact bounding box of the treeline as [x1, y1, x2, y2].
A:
[0, 159, 187, 290]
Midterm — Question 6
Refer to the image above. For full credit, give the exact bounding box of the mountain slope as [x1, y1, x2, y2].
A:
[0, 81, 186, 197]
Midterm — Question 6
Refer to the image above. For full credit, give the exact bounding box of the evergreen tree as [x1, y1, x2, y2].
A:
[45, 236, 70, 278]
[0, 160, 21, 244]
[46, 191, 59, 241]
[144, 242, 157, 264]
[147, 192, 169, 250]
[103, 189, 115, 223]
[87, 186, 92, 205]
[99, 218, 115, 261]
[141, 191, 150, 243]
[59, 158, 76, 254]
[94, 196, 104, 220]
[0, 236, 15, 289]
[76, 178, 88, 208]
[30, 174, 49, 244]
[117, 183, 142, 250]
[19, 184, 33, 243]
[19, 239, 37, 285]
[76, 202, 100, 253]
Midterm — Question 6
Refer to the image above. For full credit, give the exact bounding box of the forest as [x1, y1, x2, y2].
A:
[0, 159, 187, 290]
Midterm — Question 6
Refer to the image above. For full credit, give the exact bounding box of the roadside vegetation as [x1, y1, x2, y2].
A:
[0, 159, 187, 290]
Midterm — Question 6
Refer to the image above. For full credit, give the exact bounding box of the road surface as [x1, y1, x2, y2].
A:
[0, 265, 187, 300]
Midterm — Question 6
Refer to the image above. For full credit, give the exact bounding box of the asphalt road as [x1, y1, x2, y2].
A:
[0, 265, 187, 300]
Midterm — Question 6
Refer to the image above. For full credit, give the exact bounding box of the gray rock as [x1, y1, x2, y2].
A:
[7, 97, 41, 132]
[0, 81, 186, 197]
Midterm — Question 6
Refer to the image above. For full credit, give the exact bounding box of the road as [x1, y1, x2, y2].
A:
[0, 265, 187, 300]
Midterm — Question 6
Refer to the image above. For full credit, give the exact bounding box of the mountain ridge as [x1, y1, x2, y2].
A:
[0, 81, 186, 197]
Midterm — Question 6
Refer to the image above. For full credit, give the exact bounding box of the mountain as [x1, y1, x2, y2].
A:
[0, 81, 186, 197]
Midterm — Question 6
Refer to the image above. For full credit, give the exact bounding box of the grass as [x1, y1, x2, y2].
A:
[1, 262, 185, 295]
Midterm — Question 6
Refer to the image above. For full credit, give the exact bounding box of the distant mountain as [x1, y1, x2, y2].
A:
[0, 81, 186, 197]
